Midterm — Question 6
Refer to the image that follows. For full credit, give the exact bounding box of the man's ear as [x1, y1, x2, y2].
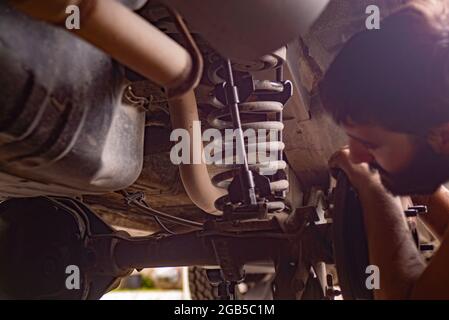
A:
[427, 123, 449, 155]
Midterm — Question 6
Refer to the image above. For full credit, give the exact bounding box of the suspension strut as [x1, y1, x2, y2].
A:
[206, 51, 293, 219]
[222, 59, 258, 207]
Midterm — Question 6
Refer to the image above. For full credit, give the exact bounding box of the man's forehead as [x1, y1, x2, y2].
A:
[343, 122, 416, 148]
[342, 121, 379, 135]
[342, 122, 395, 144]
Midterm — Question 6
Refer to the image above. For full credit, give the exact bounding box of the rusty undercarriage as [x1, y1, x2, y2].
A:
[0, 0, 411, 300]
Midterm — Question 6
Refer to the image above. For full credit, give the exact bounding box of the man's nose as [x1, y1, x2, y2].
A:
[349, 141, 374, 164]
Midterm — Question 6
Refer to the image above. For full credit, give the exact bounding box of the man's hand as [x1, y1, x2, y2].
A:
[329, 147, 428, 299]
[329, 147, 383, 193]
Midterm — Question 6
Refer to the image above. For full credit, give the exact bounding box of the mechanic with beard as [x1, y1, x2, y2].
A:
[319, 0, 449, 299]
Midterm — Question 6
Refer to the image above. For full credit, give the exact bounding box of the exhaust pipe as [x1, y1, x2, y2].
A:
[10, 0, 223, 215]
[169, 91, 226, 215]
[9, 0, 194, 96]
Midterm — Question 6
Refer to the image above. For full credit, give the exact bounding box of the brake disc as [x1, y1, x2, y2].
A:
[331, 172, 374, 300]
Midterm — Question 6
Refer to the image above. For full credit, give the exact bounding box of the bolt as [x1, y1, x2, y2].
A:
[326, 287, 342, 298]
[409, 205, 427, 213]
[404, 209, 418, 218]
[419, 244, 435, 252]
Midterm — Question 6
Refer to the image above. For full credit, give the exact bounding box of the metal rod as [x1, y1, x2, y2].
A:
[10, 0, 193, 92]
[275, 66, 286, 198]
[114, 232, 284, 270]
[223, 59, 257, 205]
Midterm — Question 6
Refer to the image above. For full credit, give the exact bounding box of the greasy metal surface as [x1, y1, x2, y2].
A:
[83, 130, 207, 233]
[161, 0, 330, 60]
[0, 2, 145, 197]
[0, 0, 412, 233]
[0, 196, 288, 299]
[83, 115, 211, 232]
[0, 197, 126, 300]
[91, 0, 413, 232]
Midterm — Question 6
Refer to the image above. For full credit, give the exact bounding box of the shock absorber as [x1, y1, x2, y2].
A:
[205, 51, 293, 218]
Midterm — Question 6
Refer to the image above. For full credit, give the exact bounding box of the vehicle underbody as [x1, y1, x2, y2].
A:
[0, 0, 432, 300]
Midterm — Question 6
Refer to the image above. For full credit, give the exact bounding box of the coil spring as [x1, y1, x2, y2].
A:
[205, 53, 290, 213]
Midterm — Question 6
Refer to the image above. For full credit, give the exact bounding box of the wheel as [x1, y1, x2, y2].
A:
[331, 172, 373, 300]
[187, 267, 274, 300]
[187, 267, 218, 300]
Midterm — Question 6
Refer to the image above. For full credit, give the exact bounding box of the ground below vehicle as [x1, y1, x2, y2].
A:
[0, 0, 433, 300]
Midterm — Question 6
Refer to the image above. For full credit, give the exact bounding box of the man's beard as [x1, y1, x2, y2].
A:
[370, 141, 449, 196]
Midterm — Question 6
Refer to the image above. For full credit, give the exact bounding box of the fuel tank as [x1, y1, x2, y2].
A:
[0, 3, 145, 197]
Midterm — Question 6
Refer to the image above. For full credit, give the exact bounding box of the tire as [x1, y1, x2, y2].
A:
[331, 172, 373, 300]
[187, 267, 275, 300]
[188, 267, 218, 300]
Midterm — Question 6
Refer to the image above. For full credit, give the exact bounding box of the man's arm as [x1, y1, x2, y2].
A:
[355, 177, 426, 299]
[410, 228, 449, 299]
[329, 148, 449, 299]
[359, 184, 449, 299]
[412, 187, 449, 240]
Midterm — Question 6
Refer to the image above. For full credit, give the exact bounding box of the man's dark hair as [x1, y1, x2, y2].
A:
[319, 0, 449, 135]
